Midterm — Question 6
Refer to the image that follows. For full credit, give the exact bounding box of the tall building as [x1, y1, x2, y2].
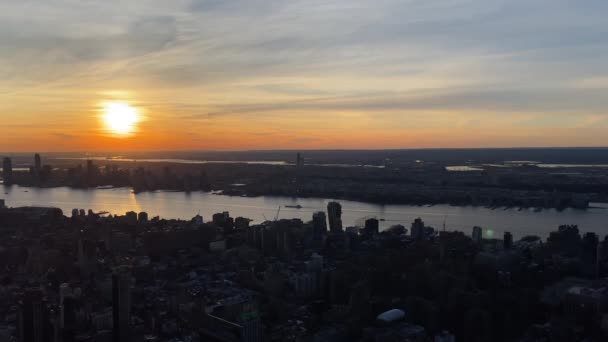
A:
[472, 226, 483, 245]
[112, 266, 131, 342]
[582, 232, 599, 265]
[2, 157, 13, 185]
[504, 232, 513, 250]
[239, 305, 263, 342]
[59, 284, 76, 340]
[327, 202, 343, 233]
[86, 159, 98, 184]
[296, 152, 304, 168]
[138, 212, 148, 223]
[18, 288, 49, 342]
[410, 218, 426, 240]
[312, 212, 327, 239]
[364, 218, 379, 236]
[34, 154, 41, 172]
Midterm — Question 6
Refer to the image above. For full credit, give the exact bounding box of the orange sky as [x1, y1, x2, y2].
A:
[1, 0, 608, 151]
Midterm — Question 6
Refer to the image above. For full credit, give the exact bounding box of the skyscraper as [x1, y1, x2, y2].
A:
[112, 266, 131, 342]
[504, 232, 513, 250]
[34, 154, 41, 172]
[239, 304, 263, 342]
[312, 211, 327, 239]
[18, 288, 48, 342]
[410, 218, 426, 240]
[472, 226, 483, 245]
[364, 218, 379, 236]
[327, 202, 343, 233]
[2, 157, 13, 185]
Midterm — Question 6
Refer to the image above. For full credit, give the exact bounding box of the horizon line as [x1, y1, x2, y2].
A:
[2, 146, 608, 155]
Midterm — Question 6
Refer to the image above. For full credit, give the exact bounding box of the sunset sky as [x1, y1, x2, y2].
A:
[1, 0, 608, 151]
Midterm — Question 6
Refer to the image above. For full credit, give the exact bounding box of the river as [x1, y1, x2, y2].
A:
[2, 185, 607, 240]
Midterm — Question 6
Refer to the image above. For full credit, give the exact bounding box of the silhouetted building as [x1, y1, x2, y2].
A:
[504, 232, 513, 250]
[125, 211, 137, 225]
[411, 218, 425, 240]
[34, 154, 41, 179]
[582, 232, 599, 265]
[59, 284, 77, 341]
[235, 217, 250, 230]
[364, 218, 379, 236]
[240, 309, 263, 342]
[327, 202, 343, 233]
[472, 226, 483, 245]
[86, 159, 98, 184]
[137, 212, 148, 223]
[296, 153, 304, 168]
[3, 157, 13, 185]
[18, 288, 51, 342]
[213, 211, 235, 234]
[312, 212, 327, 239]
[112, 266, 131, 342]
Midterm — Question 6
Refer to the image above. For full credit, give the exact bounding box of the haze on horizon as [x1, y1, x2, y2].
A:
[1, 0, 608, 152]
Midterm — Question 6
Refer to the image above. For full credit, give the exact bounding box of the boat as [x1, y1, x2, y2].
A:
[285, 205, 303, 209]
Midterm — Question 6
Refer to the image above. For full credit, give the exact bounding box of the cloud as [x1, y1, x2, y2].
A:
[52, 133, 78, 139]
[2, 0, 608, 149]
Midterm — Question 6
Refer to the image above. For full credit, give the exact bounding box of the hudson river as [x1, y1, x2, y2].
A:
[2, 185, 607, 239]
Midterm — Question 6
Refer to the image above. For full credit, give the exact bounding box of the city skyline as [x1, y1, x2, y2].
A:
[2, 0, 608, 151]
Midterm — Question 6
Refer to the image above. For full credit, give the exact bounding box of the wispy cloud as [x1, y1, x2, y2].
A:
[1, 0, 608, 150]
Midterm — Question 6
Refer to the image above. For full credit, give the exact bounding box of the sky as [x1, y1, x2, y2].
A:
[1, 0, 608, 151]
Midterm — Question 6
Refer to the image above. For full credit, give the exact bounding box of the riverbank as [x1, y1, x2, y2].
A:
[2, 185, 608, 240]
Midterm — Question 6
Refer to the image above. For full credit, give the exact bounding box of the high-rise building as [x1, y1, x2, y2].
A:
[18, 288, 49, 342]
[296, 152, 304, 168]
[213, 211, 234, 234]
[472, 226, 483, 245]
[239, 305, 263, 342]
[34, 154, 41, 172]
[410, 218, 426, 240]
[364, 218, 379, 236]
[59, 284, 73, 329]
[327, 202, 343, 233]
[582, 232, 599, 265]
[112, 266, 131, 342]
[312, 212, 327, 239]
[2, 157, 13, 185]
[504, 232, 513, 250]
[137, 212, 148, 223]
[235, 217, 250, 230]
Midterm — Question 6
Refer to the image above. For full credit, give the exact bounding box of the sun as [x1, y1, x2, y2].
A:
[101, 102, 140, 135]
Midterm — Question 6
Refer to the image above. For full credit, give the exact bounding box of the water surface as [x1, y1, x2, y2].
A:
[2, 185, 607, 240]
